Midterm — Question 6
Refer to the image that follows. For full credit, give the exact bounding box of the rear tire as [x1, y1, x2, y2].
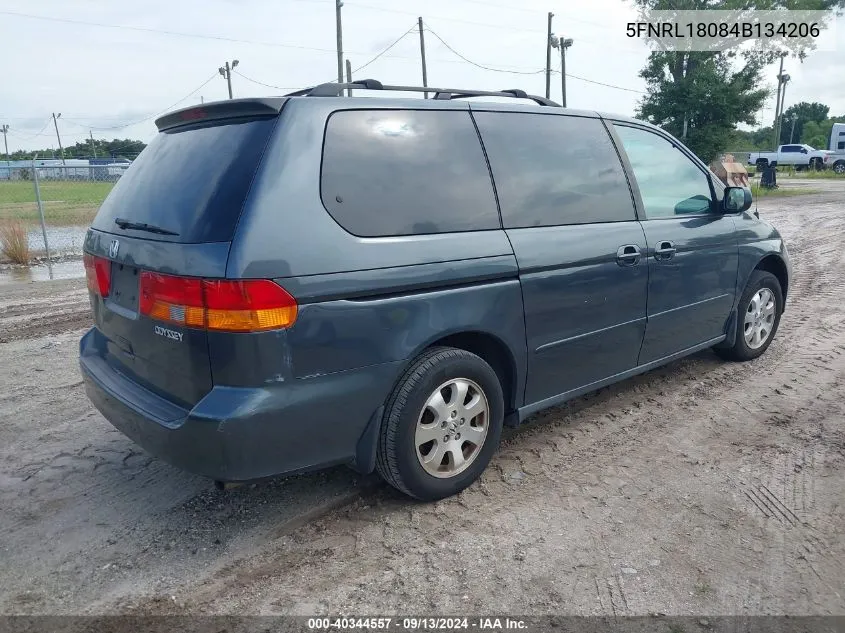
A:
[715, 270, 783, 362]
[376, 347, 504, 501]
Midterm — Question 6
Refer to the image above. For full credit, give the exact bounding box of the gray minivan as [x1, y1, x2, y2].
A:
[80, 81, 791, 500]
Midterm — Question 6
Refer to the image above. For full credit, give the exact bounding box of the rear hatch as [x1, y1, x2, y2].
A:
[84, 99, 284, 408]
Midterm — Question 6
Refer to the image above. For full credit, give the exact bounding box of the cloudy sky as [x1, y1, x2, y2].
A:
[1, 0, 843, 152]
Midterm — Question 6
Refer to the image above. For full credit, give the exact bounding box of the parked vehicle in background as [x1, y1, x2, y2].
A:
[828, 123, 845, 174]
[79, 81, 791, 501]
[748, 144, 831, 170]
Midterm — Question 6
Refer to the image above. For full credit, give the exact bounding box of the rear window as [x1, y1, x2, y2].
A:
[320, 109, 499, 237]
[473, 112, 635, 228]
[92, 117, 276, 243]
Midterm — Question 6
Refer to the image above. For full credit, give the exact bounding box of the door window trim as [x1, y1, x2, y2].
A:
[318, 107, 502, 237]
[608, 120, 720, 222]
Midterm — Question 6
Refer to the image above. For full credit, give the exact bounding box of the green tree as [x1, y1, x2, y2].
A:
[779, 101, 830, 144]
[802, 115, 845, 149]
[638, 51, 767, 161]
[633, 0, 845, 162]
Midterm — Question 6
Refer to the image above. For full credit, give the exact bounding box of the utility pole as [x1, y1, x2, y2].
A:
[556, 36, 573, 107]
[89, 130, 97, 158]
[418, 17, 429, 98]
[789, 115, 797, 143]
[0, 125, 9, 161]
[772, 53, 786, 148]
[52, 113, 65, 165]
[777, 74, 790, 147]
[346, 59, 353, 96]
[218, 60, 239, 99]
[545, 12, 554, 100]
[335, 0, 345, 93]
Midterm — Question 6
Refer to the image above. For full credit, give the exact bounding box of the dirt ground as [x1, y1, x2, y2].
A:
[1, 180, 844, 616]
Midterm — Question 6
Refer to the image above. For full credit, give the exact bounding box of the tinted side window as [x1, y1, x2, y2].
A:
[474, 112, 635, 228]
[614, 125, 713, 219]
[782, 145, 799, 152]
[320, 110, 498, 237]
[838, 141, 845, 150]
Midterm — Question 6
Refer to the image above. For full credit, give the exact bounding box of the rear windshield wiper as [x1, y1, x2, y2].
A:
[114, 218, 179, 236]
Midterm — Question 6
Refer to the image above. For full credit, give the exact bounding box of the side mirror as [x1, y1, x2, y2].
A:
[723, 186, 752, 213]
[801, 148, 808, 154]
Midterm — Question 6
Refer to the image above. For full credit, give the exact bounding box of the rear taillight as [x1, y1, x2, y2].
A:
[83, 253, 111, 297]
[139, 272, 297, 332]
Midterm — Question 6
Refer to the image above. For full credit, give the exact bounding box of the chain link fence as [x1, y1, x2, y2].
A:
[0, 160, 131, 268]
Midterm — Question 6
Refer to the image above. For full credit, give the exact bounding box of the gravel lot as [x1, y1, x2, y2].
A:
[1, 181, 844, 616]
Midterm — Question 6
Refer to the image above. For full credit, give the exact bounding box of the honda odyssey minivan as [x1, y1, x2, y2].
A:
[80, 80, 791, 500]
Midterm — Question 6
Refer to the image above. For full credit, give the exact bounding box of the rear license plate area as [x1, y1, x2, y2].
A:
[108, 262, 141, 313]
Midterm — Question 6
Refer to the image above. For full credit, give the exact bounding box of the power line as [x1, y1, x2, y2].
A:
[424, 27, 545, 75]
[0, 10, 347, 54]
[232, 71, 300, 91]
[235, 24, 419, 91]
[6, 119, 52, 140]
[567, 73, 646, 94]
[345, 2, 545, 33]
[351, 24, 418, 73]
[59, 74, 219, 132]
[458, 0, 618, 29]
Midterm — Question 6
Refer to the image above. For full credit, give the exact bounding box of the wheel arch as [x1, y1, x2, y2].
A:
[754, 253, 789, 307]
[423, 330, 520, 418]
[352, 329, 523, 475]
[719, 252, 789, 350]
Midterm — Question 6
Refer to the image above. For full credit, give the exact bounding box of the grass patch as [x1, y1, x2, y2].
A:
[0, 220, 31, 264]
[0, 180, 113, 227]
[798, 169, 845, 179]
[746, 166, 845, 178]
[749, 184, 821, 198]
[693, 581, 713, 596]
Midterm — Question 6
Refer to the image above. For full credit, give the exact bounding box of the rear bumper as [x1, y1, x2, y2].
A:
[79, 328, 401, 481]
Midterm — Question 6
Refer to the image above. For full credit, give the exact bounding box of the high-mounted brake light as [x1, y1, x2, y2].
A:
[83, 253, 111, 297]
[180, 108, 207, 121]
[139, 272, 297, 332]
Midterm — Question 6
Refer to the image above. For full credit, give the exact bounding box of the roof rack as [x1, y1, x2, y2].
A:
[284, 79, 560, 107]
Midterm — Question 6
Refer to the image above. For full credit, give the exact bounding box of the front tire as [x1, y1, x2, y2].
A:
[715, 270, 783, 362]
[376, 347, 504, 501]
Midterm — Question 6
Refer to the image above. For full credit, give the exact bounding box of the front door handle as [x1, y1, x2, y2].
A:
[654, 240, 676, 261]
[616, 244, 641, 267]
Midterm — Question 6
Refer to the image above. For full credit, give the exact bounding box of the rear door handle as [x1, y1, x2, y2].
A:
[654, 240, 676, 261]
[616, 244, 641, 267]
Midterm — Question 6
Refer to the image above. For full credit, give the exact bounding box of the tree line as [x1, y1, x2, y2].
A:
[6, 138, 147, 161]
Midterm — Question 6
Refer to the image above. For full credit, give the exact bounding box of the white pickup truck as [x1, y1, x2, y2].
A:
[748, 144, 831, 170]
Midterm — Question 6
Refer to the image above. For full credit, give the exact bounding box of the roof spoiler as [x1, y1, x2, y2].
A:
[155, 97, 287, 132]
